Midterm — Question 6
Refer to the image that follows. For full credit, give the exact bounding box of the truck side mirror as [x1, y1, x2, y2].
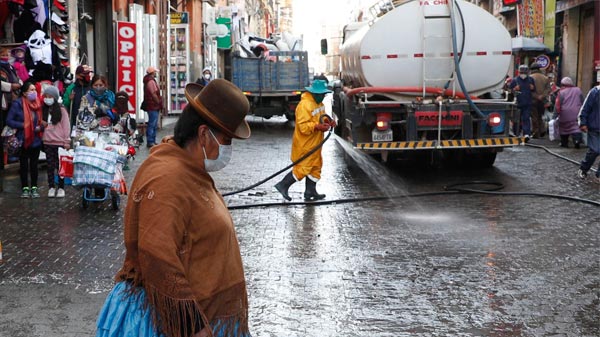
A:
[320, 39, 328, 55]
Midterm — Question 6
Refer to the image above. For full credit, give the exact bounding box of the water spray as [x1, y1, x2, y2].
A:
[222, 114, 335, 197]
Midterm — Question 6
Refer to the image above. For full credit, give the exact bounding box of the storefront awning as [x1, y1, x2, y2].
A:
[511, 36, 551, 52]
[556, 0, 593, 13]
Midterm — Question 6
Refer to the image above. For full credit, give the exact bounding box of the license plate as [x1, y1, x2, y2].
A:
[372, 129, 393, 142]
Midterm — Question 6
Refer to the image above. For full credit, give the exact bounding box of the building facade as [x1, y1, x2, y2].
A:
[0, 0, 283, 115]
[495, 0, 599, 94]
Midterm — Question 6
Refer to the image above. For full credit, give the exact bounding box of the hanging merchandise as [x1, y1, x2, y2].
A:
[25, 30, 52, 65]
[24, 0, 37, 10]
[30, 0, 47, 27]
[2, 0, 69, 90]
[50, 0, 70, 73]
[13, 5, 43, 43]
[24, 29, 54, 81]
[168, 17, 190, 114]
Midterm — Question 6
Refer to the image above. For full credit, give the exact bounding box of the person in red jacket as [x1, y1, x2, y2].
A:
[142, 66, 162, 148]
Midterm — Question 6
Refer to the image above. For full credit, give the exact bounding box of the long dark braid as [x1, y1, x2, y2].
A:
[43, 101, 62, 125]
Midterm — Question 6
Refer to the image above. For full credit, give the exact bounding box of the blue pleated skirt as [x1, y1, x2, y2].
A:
[96, 281, 164, 337]
[96, 282, 252, 337]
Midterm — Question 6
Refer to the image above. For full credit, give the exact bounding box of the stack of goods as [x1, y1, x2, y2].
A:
[236, 32, 302, 59]
[72, 145, 122, 189]
[51, 0, 69, 69]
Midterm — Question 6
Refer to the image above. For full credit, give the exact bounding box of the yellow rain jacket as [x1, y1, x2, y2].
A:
[291, 92, 327, 180]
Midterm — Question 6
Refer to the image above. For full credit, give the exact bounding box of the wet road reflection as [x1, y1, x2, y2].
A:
[1, 117, 598, 336]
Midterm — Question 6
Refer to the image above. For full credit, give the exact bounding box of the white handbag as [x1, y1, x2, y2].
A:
[548, 118, 559, 141]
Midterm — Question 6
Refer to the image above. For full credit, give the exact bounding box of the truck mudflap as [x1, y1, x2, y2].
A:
[356, 137, 523, 150]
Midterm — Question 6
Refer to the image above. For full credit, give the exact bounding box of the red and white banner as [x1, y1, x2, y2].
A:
[116, 21, 137, 115]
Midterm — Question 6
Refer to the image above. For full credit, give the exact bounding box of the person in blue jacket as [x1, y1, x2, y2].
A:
[6, 81, 44, 198]
[577, 84, 600, 182]
[83, 74, 117, 125]
[195, 67, 212, 87]
[510, 64, 536, 140]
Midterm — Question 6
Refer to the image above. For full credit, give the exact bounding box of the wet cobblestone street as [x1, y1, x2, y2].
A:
[1, 116, 599, 337]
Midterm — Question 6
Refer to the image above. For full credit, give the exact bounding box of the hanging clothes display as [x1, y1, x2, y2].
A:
[50, 0, 69, 71]
[1, 0, 71, 84]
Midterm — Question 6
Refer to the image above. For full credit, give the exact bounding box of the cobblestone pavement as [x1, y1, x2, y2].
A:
[0, 116, 599, 337]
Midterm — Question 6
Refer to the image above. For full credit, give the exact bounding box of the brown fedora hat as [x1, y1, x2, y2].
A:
[185, 79, 251, 139]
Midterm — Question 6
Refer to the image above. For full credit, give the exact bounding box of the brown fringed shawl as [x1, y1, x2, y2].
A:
[116, 140, 249, 337]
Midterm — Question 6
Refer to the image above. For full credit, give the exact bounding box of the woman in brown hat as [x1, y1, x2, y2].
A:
[96, 79, 252, 337]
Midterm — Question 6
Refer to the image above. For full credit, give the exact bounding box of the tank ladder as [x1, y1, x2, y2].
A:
[370, 0, 414, 16]
[420, 2, 457, 98]
[369, 0, 396, 18]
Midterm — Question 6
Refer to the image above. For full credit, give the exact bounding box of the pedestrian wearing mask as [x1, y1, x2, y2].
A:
[554, 77, 584, 148]
[6, 81, 43, 198]
[84, 74, 117, 124]
[0, 47, 21, 102]
[63, 65, 92, 128]
[113, 91, 137, 138]
[83, 74, 117, 198]
[510, 64, 536, 140]
[95, 79, 252, 337]
[529, 62, 550, 138]
[41, 85, 71, 198]
[195, 67, 213, 87]
[10, 45, 29, 82]
[1, 46, 22, 170]
[274, 79, 336, 201]
[577, 85, 600, 183]
[142, 66, 162, 148]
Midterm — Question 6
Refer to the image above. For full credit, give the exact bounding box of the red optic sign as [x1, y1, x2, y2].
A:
[116, 21, 137, 115]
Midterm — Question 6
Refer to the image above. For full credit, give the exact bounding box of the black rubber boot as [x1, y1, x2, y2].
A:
[274, 172, 296, 201]
[304, 178, 326, 201]
[573, 134, 582, 149]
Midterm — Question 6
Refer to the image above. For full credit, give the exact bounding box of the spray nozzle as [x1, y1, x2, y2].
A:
[319, 114, 332, 125]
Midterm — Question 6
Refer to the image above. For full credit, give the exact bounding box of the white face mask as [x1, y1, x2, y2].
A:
[203, 73, 211, 80]
[202, 129, 232, 172]
[519, 74, 527, 79]
[43, 97, 55, 106]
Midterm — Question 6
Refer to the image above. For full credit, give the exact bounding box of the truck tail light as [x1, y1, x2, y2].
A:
[376, 112, 392, 131]
[488, 112, 502, 127]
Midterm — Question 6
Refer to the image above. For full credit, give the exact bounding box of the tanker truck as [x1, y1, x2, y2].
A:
[327, 0, 521, 167]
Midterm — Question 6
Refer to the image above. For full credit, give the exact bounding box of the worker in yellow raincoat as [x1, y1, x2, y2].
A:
[274, 79, 336, 201]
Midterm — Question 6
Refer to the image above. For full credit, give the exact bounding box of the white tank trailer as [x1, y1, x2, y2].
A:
[331, 0, 521, 167]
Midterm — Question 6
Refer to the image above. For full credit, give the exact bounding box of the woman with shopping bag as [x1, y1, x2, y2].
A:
[41, 85, 71, 198]
[554, 77, 584, 148]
